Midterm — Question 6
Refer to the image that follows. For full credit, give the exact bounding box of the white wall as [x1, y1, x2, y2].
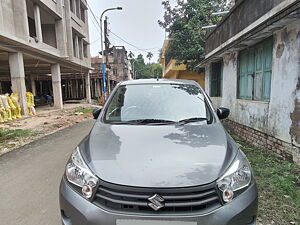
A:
[206, 22, 300, 146]
[269, 22, 300, 146]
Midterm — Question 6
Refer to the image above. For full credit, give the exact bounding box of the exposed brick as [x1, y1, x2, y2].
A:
[223, 120, 300, 165]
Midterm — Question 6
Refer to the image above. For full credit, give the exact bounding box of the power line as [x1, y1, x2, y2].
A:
[109, 30, 155, 53]
[87, 5, 159, 55]
[87, 2, 101, 28]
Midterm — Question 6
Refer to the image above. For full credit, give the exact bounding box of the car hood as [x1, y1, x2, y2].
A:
[80, 122, 238, 188]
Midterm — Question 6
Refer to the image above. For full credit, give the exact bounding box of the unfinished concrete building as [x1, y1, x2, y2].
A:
[0, 0, 91, 115]
[199, 0, 300, 164]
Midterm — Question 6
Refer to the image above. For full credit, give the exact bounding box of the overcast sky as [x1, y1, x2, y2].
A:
[87, 0, 175, 62]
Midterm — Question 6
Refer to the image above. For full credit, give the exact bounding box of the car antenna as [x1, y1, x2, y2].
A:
[156, 77, 159, 81]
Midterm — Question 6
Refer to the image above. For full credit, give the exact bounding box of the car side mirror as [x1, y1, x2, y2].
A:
[217, 107, 230, 120]
[93, 107, 102, 119]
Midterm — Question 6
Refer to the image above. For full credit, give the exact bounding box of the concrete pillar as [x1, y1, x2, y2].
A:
[0, 1, 4, 31]
[8, 52, 28, 115]
[56, 19, 67, 56]
[85, 73, 92, 103]
[95, 79, 100, 97]
[64, 0, 74, 60]
[74, 34, 79, 58]
[33, 4, 43, 42]
[51, 64, 63, 109]
[30, 76, 36, 96]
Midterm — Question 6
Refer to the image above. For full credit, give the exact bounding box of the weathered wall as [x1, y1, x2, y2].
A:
[0, 0, 16, 36]
[205, 0, 285, 54]
[269, 22, 300, 146]
[206, 22, 300, 163]
[221, 52, 237, 117]
[0, 0, 29, 40]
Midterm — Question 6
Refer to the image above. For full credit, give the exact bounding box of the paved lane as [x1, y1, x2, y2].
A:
[0, 120, 95, 225]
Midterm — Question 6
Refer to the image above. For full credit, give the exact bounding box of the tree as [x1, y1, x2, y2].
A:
[158, 0, 227, 71]
[130, 54, 162, 79]
[128, 51, 135, 60]
[146, 52, 154, 64]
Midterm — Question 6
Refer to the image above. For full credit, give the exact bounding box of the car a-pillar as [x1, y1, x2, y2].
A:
[51, 63, 63, 109]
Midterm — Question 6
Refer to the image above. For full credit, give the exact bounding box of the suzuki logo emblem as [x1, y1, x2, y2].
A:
[148, 194, 165, 211]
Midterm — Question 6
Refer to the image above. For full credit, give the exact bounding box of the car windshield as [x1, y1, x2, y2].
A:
[104, 83, 213, 124]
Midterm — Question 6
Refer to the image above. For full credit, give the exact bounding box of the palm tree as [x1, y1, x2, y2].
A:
[146, 52, 153, 65]
[128, 51, 135, 60]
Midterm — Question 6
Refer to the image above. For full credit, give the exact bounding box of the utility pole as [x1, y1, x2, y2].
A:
[104, 17, 111, 93]
[100, 7, 122, 102]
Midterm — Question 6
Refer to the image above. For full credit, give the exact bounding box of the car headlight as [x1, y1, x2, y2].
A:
[217, 150, 252, 203]
[66, 147, 99, 199]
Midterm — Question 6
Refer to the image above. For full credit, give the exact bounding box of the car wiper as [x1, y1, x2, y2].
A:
[127, 119, 176, 125]
[178, 117, 208, 125]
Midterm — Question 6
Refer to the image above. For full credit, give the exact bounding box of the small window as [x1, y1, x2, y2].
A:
[70, 0, 74, 13]
[113, 69, 118, 76]
[83, 42, 88, 58]
[238, 37, 273, 101]
[28, 17, 36, 38]
[72, 34, 77, 57]
[210, 61, 223, 97]
[80, 3, 86, 22]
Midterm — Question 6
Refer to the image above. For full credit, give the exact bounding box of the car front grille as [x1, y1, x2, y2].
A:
[93, 180, 222, 215]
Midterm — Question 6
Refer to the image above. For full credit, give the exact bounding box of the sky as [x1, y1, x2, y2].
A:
[87, 0, 174, 63]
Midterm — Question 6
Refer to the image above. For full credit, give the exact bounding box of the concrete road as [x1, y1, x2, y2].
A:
[0, 120, 95, 225]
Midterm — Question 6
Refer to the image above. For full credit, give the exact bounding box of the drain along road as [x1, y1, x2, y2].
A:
[0, 120, 95, 225]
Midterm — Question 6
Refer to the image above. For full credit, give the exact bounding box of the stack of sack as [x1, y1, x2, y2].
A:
[0, 92, 36, 123]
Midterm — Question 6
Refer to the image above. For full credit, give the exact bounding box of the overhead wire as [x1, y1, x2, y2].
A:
[86, 4, 159, 54]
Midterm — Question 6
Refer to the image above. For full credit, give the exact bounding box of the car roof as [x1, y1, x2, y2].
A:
[119, 79, 199, 86]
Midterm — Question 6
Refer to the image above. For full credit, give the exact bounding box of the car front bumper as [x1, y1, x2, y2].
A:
[59, 178, 258, 225]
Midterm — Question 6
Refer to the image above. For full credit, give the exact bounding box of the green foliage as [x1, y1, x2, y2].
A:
[128, 51, 135, 60]
[0, 128, 39, 149]
[130, 54, 163, 79]
[74, 108, 93, 114]
[0, 129, 38, 141]
[227, 129, 300, 225]
[146, 52, 154, 64]
[159, 0, 227, 71]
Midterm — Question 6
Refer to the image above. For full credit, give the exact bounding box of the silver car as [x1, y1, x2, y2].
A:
[59, 79, 258, 225]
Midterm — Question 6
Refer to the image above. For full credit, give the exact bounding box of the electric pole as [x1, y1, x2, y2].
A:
[104, 16, 111, 93]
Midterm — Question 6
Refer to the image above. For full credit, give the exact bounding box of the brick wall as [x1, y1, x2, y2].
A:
[223, 120, 300, 165]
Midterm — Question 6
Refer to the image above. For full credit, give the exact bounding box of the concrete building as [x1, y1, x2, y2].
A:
[0, 0, 91, 114]
[198, 0, 300, 164]
[160, 39, 205, 88]
[107, 46, 132, 90]
[89, 49, 133, 101]
[90, 56, 104, 100]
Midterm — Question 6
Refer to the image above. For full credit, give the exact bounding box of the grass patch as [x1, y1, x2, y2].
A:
[229, 131, 300, 225]
[74, 108, 93, 114]
[0, 128, 39, 148]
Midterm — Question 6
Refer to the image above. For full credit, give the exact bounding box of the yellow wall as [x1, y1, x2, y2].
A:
[177, 71, 205, 89]
[160, 39, 205, 88]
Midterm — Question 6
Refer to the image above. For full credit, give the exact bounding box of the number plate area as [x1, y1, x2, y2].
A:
[117, 220, 197, 225]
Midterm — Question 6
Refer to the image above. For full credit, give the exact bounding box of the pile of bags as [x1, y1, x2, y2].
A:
[0, 92, 36, 123]
[26, 92, 36, 116]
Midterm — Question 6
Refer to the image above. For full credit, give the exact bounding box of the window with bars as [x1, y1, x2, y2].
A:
[238, 37, 273, 101]
[210, 61, 223, 97]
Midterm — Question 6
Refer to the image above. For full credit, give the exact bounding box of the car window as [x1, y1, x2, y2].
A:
[104, 83, 213, 124]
